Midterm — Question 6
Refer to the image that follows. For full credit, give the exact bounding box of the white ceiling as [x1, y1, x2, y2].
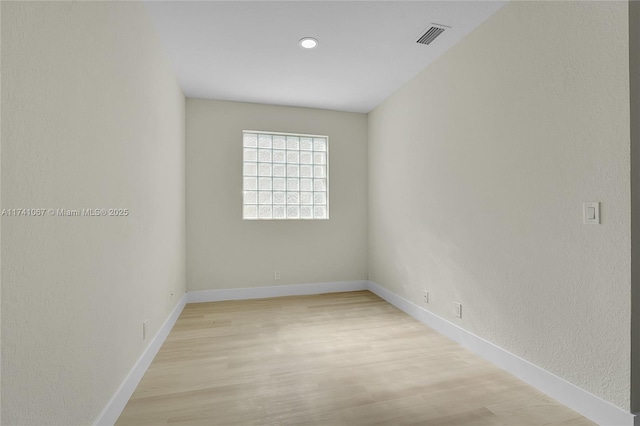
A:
[144, 1, 507, 113]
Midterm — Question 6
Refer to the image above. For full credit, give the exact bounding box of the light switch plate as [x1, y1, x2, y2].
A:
[454, 302, 462, 318]
[583, 202, 600, 225]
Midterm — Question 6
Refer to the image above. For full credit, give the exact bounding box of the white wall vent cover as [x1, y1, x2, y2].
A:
[416, 24, 449, 45]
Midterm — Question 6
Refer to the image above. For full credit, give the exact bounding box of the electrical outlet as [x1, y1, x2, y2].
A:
[454, 302, 462, 319]
[142, 320, 148, 340]
[274, 270, 280, 280]
[423, 291, 429, 303]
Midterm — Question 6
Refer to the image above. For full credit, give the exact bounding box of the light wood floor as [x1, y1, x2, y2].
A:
[116, 291, 595, 425]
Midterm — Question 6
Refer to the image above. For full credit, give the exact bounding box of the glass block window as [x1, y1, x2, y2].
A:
[243, 131, 328, 220]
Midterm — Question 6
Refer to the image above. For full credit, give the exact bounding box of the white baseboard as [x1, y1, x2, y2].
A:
[187, 280, 369, 303]
[93, 295, 187, 426]
[366, 280, 636, 426]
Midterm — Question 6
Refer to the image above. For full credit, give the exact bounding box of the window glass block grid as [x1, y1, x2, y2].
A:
[243, 131, 328, 220]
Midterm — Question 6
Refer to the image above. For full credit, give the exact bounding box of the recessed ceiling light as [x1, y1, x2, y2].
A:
[299, 37, 318, 49]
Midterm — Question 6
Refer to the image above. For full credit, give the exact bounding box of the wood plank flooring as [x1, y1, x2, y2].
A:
[116, 291, 595, 425]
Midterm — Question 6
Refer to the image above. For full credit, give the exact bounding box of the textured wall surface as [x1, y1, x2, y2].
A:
[1, 2, 186, 424]
[187, 99, 367, 291]
[368, 1, 631, 409]
[630, 0, 640, 413]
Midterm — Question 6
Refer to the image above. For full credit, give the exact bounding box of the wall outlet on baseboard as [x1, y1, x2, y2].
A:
[274, 270, 281, 280]
[423, 290, 429, 303]
[142, 320, 148, 340]
[454, 302, 462, 318]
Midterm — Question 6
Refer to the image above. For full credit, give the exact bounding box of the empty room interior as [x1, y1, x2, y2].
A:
[2, 0, 640, 425]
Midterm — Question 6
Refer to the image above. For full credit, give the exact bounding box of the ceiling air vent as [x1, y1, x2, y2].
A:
[416, 24, 449, 45]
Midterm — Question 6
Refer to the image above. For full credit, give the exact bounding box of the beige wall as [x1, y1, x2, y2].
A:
[630, 0, 640, 413]
[368, 1, 631, 410]
[1, 2, 186, 424]
[187, 99, 367, 291]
